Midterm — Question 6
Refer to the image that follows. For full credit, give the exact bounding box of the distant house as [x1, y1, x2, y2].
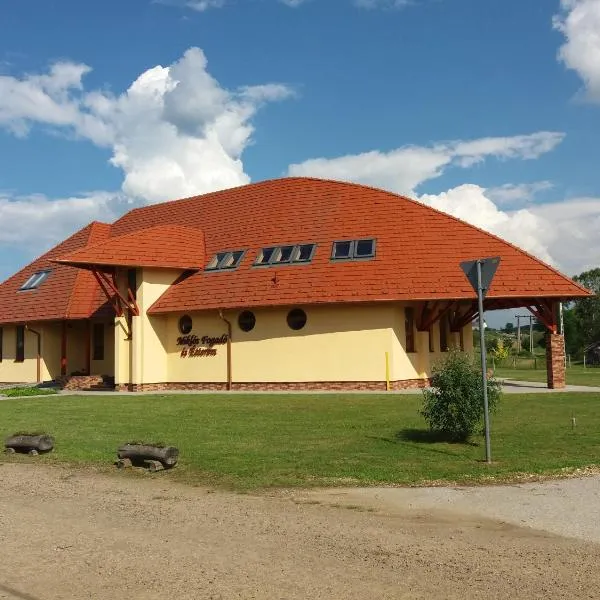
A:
[585, 342, 600, 367]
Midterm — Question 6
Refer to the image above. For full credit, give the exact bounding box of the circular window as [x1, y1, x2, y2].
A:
[178, 315, 193, 335]
[287, 308, 307, 331]
[238, 310, 256, 332]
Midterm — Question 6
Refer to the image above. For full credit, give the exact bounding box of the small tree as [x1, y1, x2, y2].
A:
[421, 350, 502, 443]
[491, 337, 510, 362]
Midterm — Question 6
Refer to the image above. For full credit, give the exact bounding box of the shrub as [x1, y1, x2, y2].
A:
[421, 350, 501, 442]
[2, 387, 57, 398]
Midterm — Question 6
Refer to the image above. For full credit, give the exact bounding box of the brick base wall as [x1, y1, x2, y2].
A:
[115, 379, 431, 393]
[56, 375, 104, 390]
[546, 333, 566, 390]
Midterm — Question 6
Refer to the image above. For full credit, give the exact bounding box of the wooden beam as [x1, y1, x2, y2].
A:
[417, 300, 455, 332]
[60, 320, 67, 376]
[85, 321, 91, 375]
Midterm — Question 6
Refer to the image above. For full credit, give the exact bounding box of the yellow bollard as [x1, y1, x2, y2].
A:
[385, 352, 390, 391]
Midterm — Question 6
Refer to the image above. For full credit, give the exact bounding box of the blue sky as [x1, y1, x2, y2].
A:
[0, 0, 599, 325]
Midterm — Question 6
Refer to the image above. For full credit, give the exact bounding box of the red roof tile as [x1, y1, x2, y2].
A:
[55, 225, 205, 270]
[0, 222, 112, 325]
[94, 177, 587, 314]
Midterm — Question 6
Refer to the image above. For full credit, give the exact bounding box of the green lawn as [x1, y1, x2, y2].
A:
[1, 392, 599, 490]
[494, 365, 600, 387]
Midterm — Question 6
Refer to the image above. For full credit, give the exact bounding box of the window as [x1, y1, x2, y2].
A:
[331, 239, 376, 261]
[238, 311, 256, 332]
[15, 325, 25, 362]
[405, 307, 416, 353]
[93, 323, 105, 361]
[439, 314, 449, 352]
[254, 244, 316, 266]
[287, 308, 307, 331]
[0, 327, 3, 362]
[206, 250, 245, 271]
[19, 270, 51, 291]
[255, 247, 276, 265]
[295, 244, 315, 262]
[179, 315, 193, 335]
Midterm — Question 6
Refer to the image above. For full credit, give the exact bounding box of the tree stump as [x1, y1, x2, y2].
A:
[116, 444, 178, 469]
[4, 434, 54, 454]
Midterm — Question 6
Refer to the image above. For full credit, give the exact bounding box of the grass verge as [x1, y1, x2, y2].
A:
[0, 392, 599, 490]
[494, 365, 600, 387]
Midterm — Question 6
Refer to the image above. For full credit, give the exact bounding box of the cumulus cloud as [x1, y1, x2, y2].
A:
[0, 191, 134, 250]
[486, 181, 554, 206]
[554, 0, 600, 102]
[0, 47, 292, 262]
[287, 132, 564, 197]
[0, 47, 292, 205]
[285, 134, 599, 272]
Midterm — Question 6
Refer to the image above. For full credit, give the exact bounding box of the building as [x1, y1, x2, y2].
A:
[0, 178, 591, 391]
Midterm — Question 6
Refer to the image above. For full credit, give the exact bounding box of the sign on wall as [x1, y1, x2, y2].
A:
[177, 334, 228, 358]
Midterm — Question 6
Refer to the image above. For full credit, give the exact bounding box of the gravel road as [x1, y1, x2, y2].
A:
[1, 463, 599, 600]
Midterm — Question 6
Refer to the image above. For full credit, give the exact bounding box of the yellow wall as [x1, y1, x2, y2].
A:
[90, 320, 115, 376]
[162, 303, 450, 384]
[114, 268, 183, 386]
[0, 325, 40, 383]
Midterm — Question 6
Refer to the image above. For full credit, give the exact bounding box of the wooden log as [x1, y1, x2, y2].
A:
[28, 449, 39, 456]
[115, 458, 133, 469]
[4, 434, 54, 453]
[4, 447, 16, 454]
[117, 444, 179, 468]
[145, 460, 164, 473]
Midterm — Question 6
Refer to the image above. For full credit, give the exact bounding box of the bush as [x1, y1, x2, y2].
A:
[2, 387, 57, 398]
[421, 350, 501, 443]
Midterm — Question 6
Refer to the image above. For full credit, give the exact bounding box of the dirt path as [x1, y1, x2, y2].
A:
[1, 464, 599, 599]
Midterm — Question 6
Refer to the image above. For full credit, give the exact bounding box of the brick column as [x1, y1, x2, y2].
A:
[546, 333, 566, 389]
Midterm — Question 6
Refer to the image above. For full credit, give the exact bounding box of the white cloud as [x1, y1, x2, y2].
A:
[285, 134, 600, 273]
[354, 0, 412, 8]
[554, 0, 600, 102]
[0, 191, 134, 248]
[287, 132, 564, 197]
[486, 181, 554, 206]
[0, 47, 293, 204]
[419, 185, 556, 266]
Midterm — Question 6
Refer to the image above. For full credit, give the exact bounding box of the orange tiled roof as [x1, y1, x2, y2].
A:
[84, 177, 586, 315]
[0, 222, 113, 325]
[55, 225, 205, 270]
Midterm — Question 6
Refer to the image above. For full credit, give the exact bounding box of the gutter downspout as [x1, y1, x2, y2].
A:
[218, 310, 232, 391]
[25, 325, 42, 383]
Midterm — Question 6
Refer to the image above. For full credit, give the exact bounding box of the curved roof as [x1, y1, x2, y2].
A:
[82, 177, 587, 315]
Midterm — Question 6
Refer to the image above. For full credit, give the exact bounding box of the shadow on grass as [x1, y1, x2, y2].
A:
[395, 428, 479, 447]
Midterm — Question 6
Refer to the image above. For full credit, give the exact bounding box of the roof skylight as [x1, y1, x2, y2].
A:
[331, 239, 376, 261]
[19, 270, 51, 291]
[255, 244, 316, 266]
[205, 250, 245, 271]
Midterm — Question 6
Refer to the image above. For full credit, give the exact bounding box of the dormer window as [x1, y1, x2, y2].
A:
[205, 250, 245, 271]
[254, 244, 316, 266]
[19, 270, 51, 291]
[331, 239, 376, 261]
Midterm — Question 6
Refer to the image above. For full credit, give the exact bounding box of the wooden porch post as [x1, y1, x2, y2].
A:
[85, 320, 91, 375]
[60, 320, 67, 376]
